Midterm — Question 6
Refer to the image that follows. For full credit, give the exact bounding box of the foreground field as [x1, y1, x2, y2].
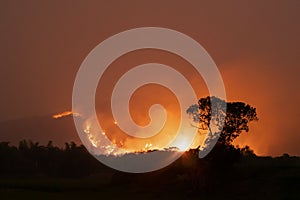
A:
[0, 155, 299, 200]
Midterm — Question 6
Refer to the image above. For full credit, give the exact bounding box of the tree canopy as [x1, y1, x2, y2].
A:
[187, 96, 258, 146]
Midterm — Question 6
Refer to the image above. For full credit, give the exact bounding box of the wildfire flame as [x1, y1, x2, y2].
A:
[84, 124, 98, 148]
[54, 111, 194, 156]
[81, 120, 189, 156]
[52, 111, 80, 119]
[82, 121, 129, 156]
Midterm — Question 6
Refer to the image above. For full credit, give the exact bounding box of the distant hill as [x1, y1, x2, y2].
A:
[0, 115, 81, 146]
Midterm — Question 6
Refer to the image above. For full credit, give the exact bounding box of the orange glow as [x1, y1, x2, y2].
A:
[82, 121, 189, 156]
[95, 49, 209, 153]
[176, 138, 192, 152]
[52, 111, 80, 119]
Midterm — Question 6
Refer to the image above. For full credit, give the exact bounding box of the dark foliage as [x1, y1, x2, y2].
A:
[0, 140, 299, 199]
[0, 140, 109, 178]
[187, 96, 258, 145]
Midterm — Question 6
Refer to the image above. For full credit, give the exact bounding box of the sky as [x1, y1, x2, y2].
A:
[0, 0, 299, 156]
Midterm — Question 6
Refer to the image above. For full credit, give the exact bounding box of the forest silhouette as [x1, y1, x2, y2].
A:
[0, 140, 299, 199]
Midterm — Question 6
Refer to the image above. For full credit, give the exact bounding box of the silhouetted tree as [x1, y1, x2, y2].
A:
[185, 96, 258, 192]
[187, 96, 258, 146]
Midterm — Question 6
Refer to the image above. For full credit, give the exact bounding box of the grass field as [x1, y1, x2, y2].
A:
[0, 156, 299, 200]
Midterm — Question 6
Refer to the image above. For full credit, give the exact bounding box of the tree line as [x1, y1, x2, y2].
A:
[0, 140, 110, 177]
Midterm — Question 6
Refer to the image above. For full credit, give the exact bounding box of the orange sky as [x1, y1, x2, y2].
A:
[0, 1, 299, 156]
